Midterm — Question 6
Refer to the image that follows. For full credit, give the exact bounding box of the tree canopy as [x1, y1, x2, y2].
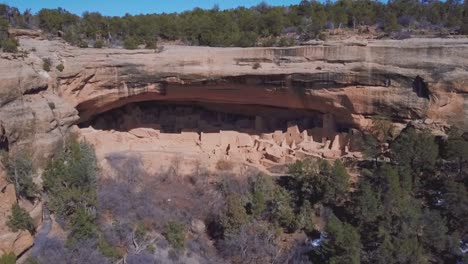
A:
[0, 0, 466, 49]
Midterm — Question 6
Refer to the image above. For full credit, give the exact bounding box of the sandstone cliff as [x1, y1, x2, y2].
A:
[0, 34, 467, 259]
[0, 36, 466, 164]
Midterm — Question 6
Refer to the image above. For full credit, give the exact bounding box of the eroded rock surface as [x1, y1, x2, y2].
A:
[0, 37, 465, 163]
[26, 37, 466, 131]
[0, 167, 36, 257]
[0, 33, 467, 260]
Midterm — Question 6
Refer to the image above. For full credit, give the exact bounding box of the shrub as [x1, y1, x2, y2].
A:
[252, 62, 261, 70]
[164, 221, 186, 251]
[262, 37, 277, 47]
[147, 244, 156, 253]
[2, 154, 38, 200]
[277, 36, 295, 47]
[77, 40, 88, 48]
[42, 58, 51, 72]
[123, 37, 138, 50]
[93, 40, 104, 48]
[135, 223, 148, 241]
[0, 37, 18, 53]
[145, 40, 157, 49]
[43, 140, 98, 241]
[220, 221, 279, 263]
[249, 174, 275, 218]
[69, 207, 96, 241]
[317, 32, 328, 41]
[98, 238, 122, 260]
[55, 64, 64, 72]
[47, 102, 56, 110]
[270, 187, 296, 231]
[0, 253, 15, 264]
[7, 203, 35, 234]
[216, 159, 234, 171]
[221, 193, 249, 233]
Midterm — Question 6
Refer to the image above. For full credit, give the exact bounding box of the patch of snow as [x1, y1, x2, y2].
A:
[460, 240, 468, 254]
[310, 233, 327, 247]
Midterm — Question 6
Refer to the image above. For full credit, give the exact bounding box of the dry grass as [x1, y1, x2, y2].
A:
[216, 159, 234, 171]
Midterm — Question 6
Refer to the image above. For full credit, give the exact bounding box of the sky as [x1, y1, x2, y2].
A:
[4, 0, 302, 16]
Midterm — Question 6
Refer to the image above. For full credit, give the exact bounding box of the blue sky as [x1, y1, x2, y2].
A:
[4, 0, 301, 16]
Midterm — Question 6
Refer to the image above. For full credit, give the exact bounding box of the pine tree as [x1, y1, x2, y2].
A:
[461, 0, 468, 34]
[322, 215, 361, 264]
[7, 204, 35, 235]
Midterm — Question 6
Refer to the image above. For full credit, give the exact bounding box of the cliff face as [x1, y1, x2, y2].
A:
[0, 50, 78, 165]
[0, 37, 467, 160]
[49, 38, 468, 129]
[0, 35, 467, 258]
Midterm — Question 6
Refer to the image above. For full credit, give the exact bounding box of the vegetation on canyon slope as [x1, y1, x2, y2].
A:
[1, 124, 461, 264]
[1, 0, 468, 51]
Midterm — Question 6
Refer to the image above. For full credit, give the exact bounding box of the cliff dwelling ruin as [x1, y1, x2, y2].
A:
[78, 101, 363, 173]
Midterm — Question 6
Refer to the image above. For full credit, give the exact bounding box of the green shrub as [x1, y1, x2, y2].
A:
[69, 207, 96, 241]
[317, 32, 328, 41]
[277, 36, 295, 47]
[7, 204, 35, 235]
[296, 200, 315, 233]
[78, 40, 88, 48]
[164, 221, 186, 251]
[42, 58, 51, 72]
[123, 37, 138, 50]
[55, 64, 64, 72]
[249, 174, 275, 218]
[0, 37, 18, 53]
[221, 194, 249, 233]
[147, 244, 156, 253]
[0, 252, 15, 264]
[135, 223, 148, 241]
[98, 238, 122, 260]
[43, 139, 98, 241]
[271, 187, 296, 231]
[145, 40, 157, 49]
[93, 40, 104, 48]
[2, 154, 38, 200]
[262, 37, 277, 47]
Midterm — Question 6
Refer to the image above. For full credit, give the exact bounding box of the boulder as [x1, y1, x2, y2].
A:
[0, 185, 16, 217]
[12, 231, 33, 256]
[190, 219, 206, 235]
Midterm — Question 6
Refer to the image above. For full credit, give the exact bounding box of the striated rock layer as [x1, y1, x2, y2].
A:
[42, 37, 468, 131]
[0, 36, 467, 162]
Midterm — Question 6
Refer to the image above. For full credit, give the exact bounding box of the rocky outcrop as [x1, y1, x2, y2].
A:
[0, 167, 35, 257]
[0, 49, 79, 166]
[15, 37, 464, 131]
[1, 35, 466, 261]
[1, 36, 467, 163]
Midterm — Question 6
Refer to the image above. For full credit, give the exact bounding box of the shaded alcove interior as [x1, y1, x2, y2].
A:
[78, 101, 347, 140]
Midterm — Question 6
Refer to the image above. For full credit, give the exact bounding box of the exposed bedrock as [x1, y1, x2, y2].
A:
[45, 38, 468, 131]
[0, 37, 467, 164]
